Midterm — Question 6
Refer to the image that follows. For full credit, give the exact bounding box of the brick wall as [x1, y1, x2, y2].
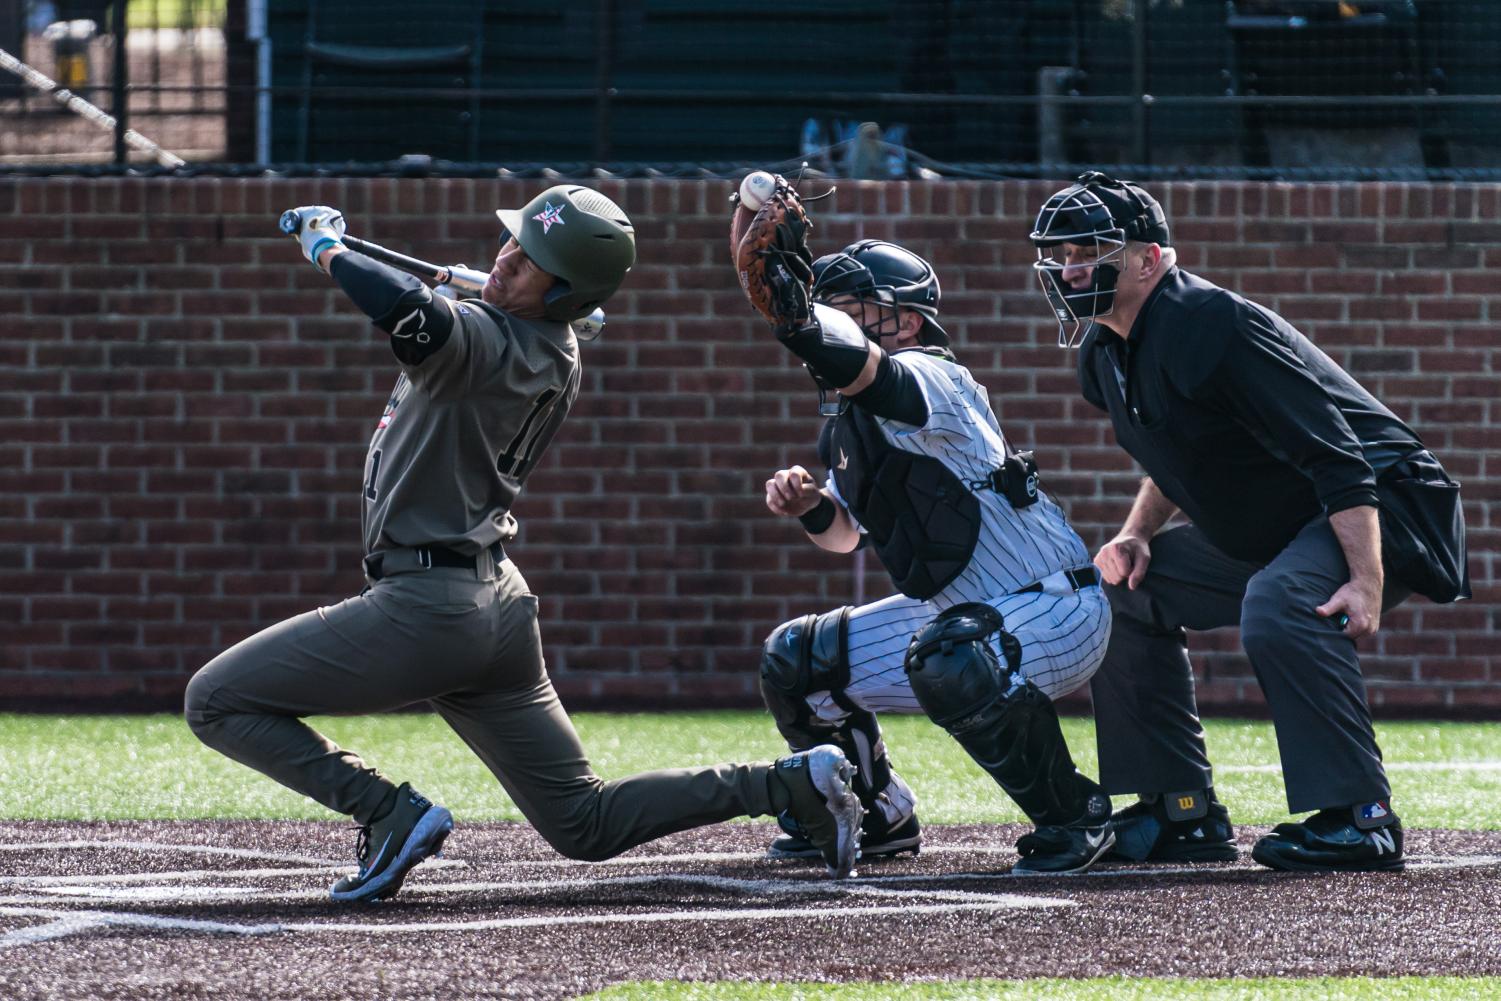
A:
[0, 177, 1495, 715]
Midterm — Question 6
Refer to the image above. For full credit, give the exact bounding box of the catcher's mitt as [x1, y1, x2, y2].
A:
[730, 176, 814, 329]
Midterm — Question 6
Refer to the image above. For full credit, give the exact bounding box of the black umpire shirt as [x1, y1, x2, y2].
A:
[1079, 267, 1422, 564]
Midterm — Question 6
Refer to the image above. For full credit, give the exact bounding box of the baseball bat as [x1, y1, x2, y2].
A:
[277, 210, 606, 340]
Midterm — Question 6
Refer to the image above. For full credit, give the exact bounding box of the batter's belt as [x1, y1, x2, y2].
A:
[363, 542, 507, 583]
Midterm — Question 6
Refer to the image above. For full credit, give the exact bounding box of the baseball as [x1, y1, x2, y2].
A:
[738, 171, 777, 212]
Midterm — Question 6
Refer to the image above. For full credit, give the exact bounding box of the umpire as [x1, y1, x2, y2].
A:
[1029, 172, 1471, 872]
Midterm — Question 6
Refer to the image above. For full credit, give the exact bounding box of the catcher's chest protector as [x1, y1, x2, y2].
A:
[821, 408, 983, 600]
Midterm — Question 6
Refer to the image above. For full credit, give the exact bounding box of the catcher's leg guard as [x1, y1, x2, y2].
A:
[904, 603, 1109, 827]
[760, 609, 913, 816]
[760, 609, 853, 751]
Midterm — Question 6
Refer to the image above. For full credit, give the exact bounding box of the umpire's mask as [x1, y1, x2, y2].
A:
[1030, 171, 1170, 348]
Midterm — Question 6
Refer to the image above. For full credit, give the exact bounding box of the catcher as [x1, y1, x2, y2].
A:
[731, 177, 1118, 874]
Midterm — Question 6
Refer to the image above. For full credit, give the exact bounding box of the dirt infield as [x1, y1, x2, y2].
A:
[2, 820, 1499, 1000]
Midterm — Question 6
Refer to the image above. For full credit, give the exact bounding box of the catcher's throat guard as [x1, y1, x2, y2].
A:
[780, 305, 874, 415]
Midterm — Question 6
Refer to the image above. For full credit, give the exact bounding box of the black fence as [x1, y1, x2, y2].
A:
[3, 1, 1501, 179]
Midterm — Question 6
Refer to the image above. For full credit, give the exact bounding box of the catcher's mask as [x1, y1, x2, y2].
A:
[496, 185, 636, 324]
[811, 240, 950, 349]
[1030, 171, 1169, 348]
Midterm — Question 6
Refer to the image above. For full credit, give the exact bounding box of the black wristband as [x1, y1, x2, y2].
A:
[798, 495, 837, 535]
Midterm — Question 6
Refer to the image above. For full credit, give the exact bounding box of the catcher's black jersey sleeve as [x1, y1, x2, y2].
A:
[849, 352, 929, 427]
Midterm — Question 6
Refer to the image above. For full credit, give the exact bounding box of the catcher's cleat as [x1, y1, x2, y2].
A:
[1251, 806, 1404, 873]
[1103, 793, 1238, 864]
[330, 782, 453, 903]
[1011, 819, 1115, 876]
[1008, 792, 1116, 876]
[768, 746, 863, 879]
[769, 808, 921, 861]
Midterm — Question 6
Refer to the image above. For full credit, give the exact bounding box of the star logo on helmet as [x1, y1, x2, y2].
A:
[532, 202, 566, 234]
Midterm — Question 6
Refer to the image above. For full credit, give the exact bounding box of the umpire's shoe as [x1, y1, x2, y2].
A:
[1104, 791, 1238, 864]
[1251, 803, 1404, 873]
[330, 782, 454, 903]
[768, 746, 863, 879]
[1011, 793, 1115, 876]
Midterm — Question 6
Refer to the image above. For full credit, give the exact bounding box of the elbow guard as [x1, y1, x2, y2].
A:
[777, 305, 871, 390]
[330, 252, 454, 364]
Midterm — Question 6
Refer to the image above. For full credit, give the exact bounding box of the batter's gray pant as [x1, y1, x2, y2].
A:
[1091, 517, 1410, 815]
[184, 557, 775, 860]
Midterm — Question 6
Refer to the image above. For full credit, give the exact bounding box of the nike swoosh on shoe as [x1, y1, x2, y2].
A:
[362, 833, 393, 877]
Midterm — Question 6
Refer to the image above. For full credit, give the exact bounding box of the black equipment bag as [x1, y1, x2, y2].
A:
[1376, 451, 1471, 603]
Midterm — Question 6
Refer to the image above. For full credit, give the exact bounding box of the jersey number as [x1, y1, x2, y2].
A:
[364, 448, 382, 501]
[497, 388, 560, 478]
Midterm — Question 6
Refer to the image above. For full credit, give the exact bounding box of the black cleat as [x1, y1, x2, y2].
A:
[330, 783, 453, 903]
[1252, 807, 1404, 873]
[1104, 795, 1238, 864]
[1011, 820, 1115, 875]
[770, 809, 921, 860]
[767, 746, 863, 879]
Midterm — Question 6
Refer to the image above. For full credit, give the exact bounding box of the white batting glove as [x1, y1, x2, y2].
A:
[282, 205, 347, 271]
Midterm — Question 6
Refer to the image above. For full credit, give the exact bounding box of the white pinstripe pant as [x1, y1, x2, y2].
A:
[807, 583, 1112, 724]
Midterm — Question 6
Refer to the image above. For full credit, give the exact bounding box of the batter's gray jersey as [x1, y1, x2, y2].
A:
[361, 299, 580, 555]
[823, 342, 1093, 605]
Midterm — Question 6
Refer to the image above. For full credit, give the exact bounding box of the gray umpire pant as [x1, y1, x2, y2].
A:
[1091, 516, 1410, 815]
[184, 555, 775, 859]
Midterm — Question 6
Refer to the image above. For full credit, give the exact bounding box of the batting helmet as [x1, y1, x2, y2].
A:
[811, 240, 949, 348]
[1029, 171, 1169, 347]
[496, 185, 636, 323]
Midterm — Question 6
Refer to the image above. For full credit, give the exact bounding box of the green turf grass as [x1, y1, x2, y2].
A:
[576, 978, 1501, 1001]
[2, 713, 1499, 827]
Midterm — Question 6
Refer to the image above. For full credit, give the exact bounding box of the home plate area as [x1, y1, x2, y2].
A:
[1, 822, 1500, 1000]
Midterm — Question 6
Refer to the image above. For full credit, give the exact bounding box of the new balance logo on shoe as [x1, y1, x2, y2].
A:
[1250, 807, 1404, 873]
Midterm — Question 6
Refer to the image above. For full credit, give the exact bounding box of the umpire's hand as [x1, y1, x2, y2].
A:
[1315, 580, 1382, 639]
[1095, 533, 1151, 590]
[765, 465, 824, 518]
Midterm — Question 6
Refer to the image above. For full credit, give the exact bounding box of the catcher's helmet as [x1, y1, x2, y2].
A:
[811, 240, 949, 348]
[1030, 171, 1169, 347]
[496, 185, 636, 323]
